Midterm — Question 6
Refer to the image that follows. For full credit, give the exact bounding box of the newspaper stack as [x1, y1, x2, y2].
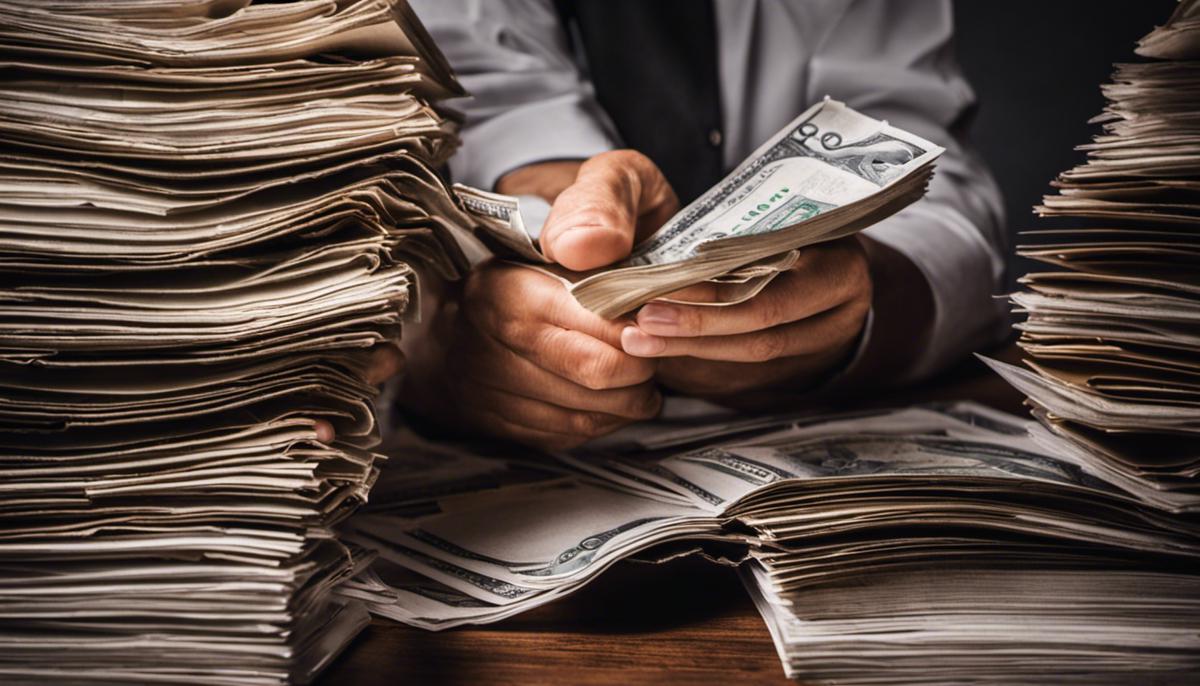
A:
[342, 403, 1200, 683]
[986, 0, 1200, 515]
[0, 1, 470, 684]
[456, 98, 943, 318]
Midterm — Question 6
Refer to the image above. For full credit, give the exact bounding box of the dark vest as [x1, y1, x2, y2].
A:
[556, 0, 724, 205]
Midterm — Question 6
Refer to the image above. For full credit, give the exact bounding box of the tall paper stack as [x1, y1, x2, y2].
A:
[986, 0, 1200, 515]
[0, 1, 470, 683]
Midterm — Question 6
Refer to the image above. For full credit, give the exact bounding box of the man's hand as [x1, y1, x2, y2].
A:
[391, 147, 878, 447]
[398, 151, 674, 450]
[536, 150, 680, 270]
[620, 237, 872, 396]
[403, 263, 661, 450]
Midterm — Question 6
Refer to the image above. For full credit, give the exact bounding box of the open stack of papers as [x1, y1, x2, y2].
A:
[987, 0, 1200, 514]
[0, 1, 469, 684]
[342, 403, 1200, 683]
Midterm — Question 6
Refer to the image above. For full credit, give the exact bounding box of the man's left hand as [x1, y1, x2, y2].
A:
[620, 236, 872, 396]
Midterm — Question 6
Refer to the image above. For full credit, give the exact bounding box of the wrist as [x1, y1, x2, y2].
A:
[840, 235, 935, 389]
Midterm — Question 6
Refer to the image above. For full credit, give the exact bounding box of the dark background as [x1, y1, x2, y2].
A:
[952, 0, 1177, 290]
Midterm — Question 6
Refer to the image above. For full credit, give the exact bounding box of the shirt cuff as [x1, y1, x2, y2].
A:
[449, 93, 619, 190]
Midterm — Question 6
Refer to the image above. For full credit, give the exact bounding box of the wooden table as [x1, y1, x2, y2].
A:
[320, 345, 1027, 685]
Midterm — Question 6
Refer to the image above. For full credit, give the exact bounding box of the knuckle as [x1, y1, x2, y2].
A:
[496, 317, 529, 346]
[675, 305, 703, 334]
[745, 330, 787, 363]
[465, 269, 547, 334]
[544, 290, 573, 325]
[567, 411, 605, 437]
[600, 149, 662, 197]
[759, 290, 790, 327]
[574, 349, 621, 390]
[536, 327, 574, 368]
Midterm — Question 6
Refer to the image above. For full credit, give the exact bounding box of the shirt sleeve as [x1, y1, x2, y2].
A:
[408, 0, 620, 190]
[807, 0, 1010, 383]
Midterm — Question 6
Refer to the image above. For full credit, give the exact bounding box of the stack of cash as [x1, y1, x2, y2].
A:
[456, 98, 943, 318]
[0, 1, 469, 684]
[986, 0, 1200, 515]
[342, 403, 1200, 682]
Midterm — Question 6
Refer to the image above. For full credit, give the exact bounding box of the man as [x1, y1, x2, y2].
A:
[394, 0, 1008, 449]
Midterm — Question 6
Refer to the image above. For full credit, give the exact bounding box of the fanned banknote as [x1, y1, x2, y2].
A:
[456, 98, 944, 317]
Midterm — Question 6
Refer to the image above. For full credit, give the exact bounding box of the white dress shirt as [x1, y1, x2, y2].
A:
[410, 0, 1010, 383]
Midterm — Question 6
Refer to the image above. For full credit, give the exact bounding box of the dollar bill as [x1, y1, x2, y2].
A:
[454, 98, 944, 317]
[626, 98, 939, 265]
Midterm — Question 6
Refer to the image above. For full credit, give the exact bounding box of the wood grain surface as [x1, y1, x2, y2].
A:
[319, 344, 1026, 685]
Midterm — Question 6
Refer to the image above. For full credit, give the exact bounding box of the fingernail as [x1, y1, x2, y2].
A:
[637, 303, 679, 332]
[313, 420, 335, 443]
[546, 224, 581, 249]
[622, 326, 667, 356]
[544, 224, 598, 267]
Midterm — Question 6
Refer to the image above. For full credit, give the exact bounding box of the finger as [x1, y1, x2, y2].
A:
[622, 300, 866, 362]
[466, 268, 654, 387]
[501, 324, 656, 389]
[468, 262, 629, 347]
[636, 242, 869, 337]
[652, 281, 721, 304]
[540, 150, 678, 271]
[366, 344, 404, 385]
[461, 331, 662, 418]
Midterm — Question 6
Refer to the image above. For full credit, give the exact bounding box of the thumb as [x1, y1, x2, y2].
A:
[540, 150, 679, 271]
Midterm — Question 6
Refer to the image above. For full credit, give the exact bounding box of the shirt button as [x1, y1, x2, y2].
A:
[707, 129, 723, 147]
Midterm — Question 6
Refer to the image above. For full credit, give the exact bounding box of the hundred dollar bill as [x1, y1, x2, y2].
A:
[627, 97, 942, 265]
[454, 97, 944, 318]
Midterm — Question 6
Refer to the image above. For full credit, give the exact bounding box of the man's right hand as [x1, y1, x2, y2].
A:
[401, 151, 677, 450]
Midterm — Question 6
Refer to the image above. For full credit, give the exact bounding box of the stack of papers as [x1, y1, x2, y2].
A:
[0, 1, 468, 684]
[341, 403, 1200, 683]
[987, 0, 1200, 514]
